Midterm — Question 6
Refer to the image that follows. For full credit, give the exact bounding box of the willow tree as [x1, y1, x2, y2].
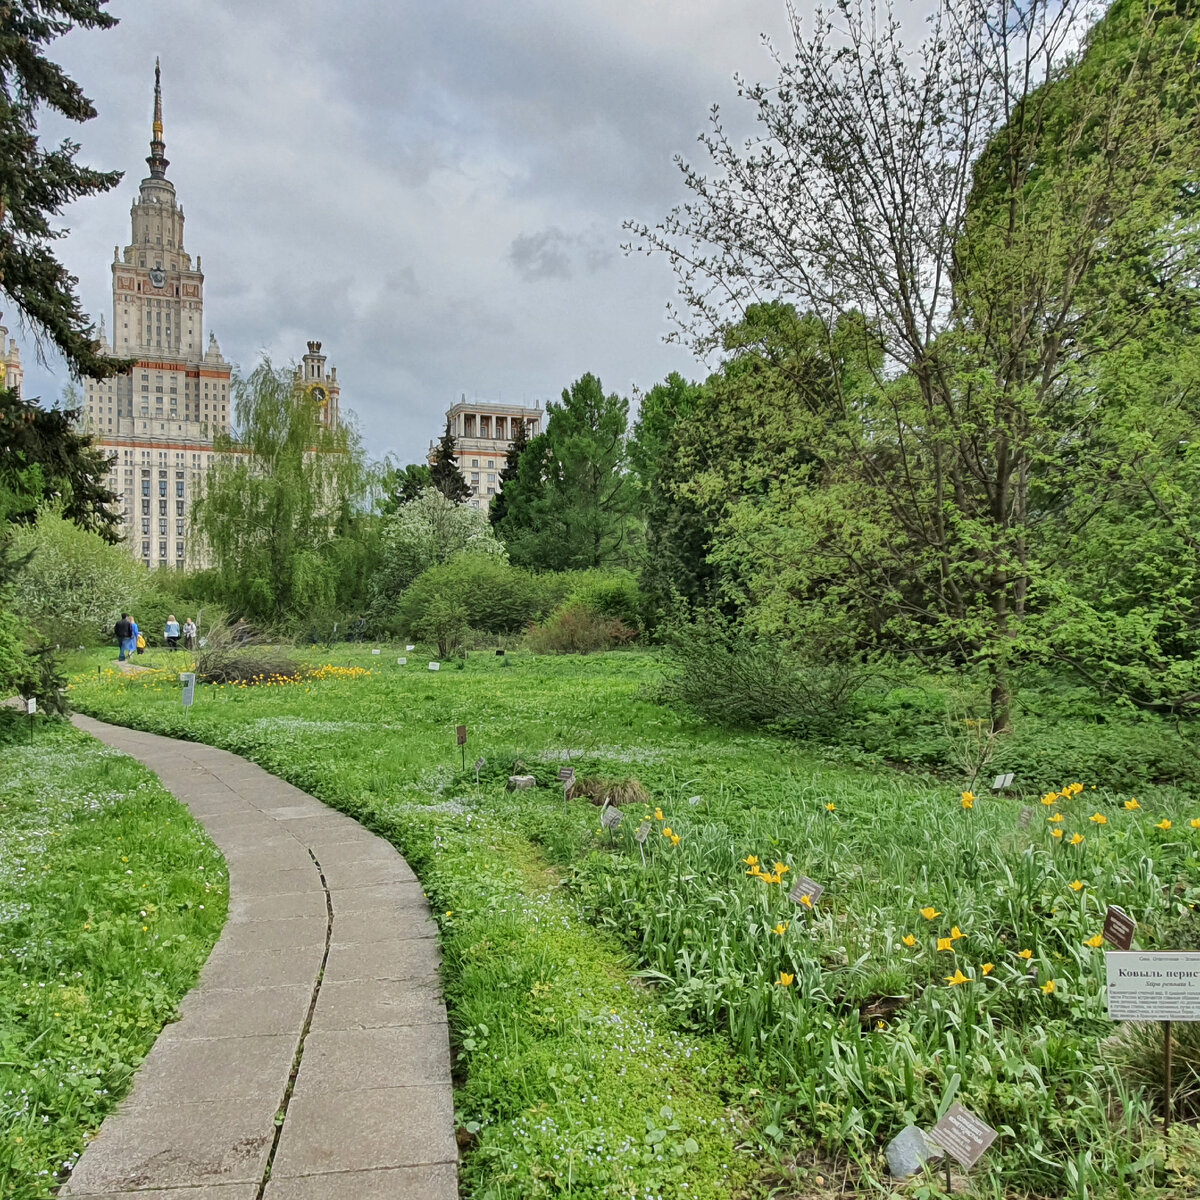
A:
[191, 358, 370, 623]
[631, 0, 1200, 727]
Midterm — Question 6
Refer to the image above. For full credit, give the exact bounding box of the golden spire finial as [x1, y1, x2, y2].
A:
[152, 57, 163, 141]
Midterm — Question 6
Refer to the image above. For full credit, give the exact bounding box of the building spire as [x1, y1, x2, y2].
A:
[147, 57, 169, 178]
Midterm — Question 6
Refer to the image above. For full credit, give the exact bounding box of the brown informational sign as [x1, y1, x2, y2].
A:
[456, 725, 467, 746]
[1104, 905, 1136, 951]
[1017, 806, 1034, 829]
[558, 767, 575, 783]
[928, 1102, 998, 1170]
[788, 876, 825, 907]
[635, 820, 651, 844]
[1105, 952, 1200, 1021]
[601, 805, 622, 830]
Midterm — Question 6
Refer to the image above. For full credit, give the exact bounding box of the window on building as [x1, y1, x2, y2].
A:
[141, 519, 150, 534]
[141, 499, 150, 515]
[159, 480, 167, 496]
[176, 500, 184, 516]
[159, 500, 167, 516]
[159, 541, 167, 558]
[487, 460, 495, 468]
[142, 540, 150, 556]
[159, 520, 167, 535]
[141, 480, 150, 496]
[176, 542, 185, 560]
[176, 520, 184, 535]
[471, 459, 479, 467]
[487, 473, 495, 482]
[176, 481, 184, 497]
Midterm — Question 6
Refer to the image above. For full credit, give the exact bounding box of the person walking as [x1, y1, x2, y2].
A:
[131, 616, 145, 656]
[114, 612, 134, 661]
[183, 617, 197, 651]
[165, 614, 181, 651]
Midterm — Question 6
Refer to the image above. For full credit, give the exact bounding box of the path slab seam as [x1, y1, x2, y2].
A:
[64, 714, 456, 1200]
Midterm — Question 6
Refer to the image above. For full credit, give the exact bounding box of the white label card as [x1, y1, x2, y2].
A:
[25, 698, 36, 715]
[1106, 952, 1200, 1021]
[428, 662, 440, 671]
[992, 773, 1015, 790]
[397, 657, 407, 665]
[601, 806, 622, 830]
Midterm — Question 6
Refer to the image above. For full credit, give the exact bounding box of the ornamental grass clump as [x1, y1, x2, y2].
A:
[570, 776, 651, 807]
[194, 623, 300, 685]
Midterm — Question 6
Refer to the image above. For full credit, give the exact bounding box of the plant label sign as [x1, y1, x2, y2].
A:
[601, 805, 623, 830]
[397, 657, 407, 666]
[180, 672, 196, 708]
[1017, 806, 1034, 830]
[475, 756, 485, 771]
[406, 644, 416, 651]
[428, 662, 440, 672]
[928, 1102, 998, 1170]
[1103, 905, 1136, 951]
[635, 820, 652, 844]
[1105, 952, 1200, 1022]
[992, 773, 1015, 791]
[371, 648, 381, 656]
[456, 725, 467, 746]
[25, 698, 36, 715]
[558, 767, 575, 784]
[788, 876, 824, 907]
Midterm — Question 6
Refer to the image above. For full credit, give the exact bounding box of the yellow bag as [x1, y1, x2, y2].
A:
[136, 634, 146, 650]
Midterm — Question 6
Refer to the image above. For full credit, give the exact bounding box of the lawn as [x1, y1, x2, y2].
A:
[67, 646, 1200, 1198]
[0, 712, 228, 1200]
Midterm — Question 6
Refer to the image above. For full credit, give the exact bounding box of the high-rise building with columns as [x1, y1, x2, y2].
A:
[0, 319, 23, 396]
[428, 396, 543, 511]
[79, 63, 340, 569]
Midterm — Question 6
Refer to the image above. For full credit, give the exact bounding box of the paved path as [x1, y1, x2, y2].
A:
[64, 715, 457, 1200]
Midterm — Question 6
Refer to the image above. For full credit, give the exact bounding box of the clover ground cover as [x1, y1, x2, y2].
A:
[0, 715, 227, 1199]
[69, 649, 1200, 1196]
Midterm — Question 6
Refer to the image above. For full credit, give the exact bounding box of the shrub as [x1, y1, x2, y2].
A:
[526, 602, 637, 654]
[194, 624, 299, 685]
[1111, 1020, 1200, 1122]
[396, 554, 550, 637]
[414, 593, 469, 660]
[563, 568, 644, 630]
[569, 776, 651, 807]
[658, 618, 872, 736]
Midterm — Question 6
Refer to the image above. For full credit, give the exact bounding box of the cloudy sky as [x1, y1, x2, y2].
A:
[19, 0, 800, 463]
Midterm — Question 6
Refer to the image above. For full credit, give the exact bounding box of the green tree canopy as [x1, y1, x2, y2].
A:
[430, 420, 470, 503]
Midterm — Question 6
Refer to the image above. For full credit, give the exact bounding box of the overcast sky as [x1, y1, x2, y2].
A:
[17, 0, 804, 464]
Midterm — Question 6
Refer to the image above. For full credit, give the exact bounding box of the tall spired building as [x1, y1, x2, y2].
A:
[82, 61, 232, 570]
[82, 63, 343, 571]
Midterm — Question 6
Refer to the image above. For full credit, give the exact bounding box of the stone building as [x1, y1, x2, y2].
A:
[79, 63, 340, 569]
[428, 396, 543, 511]
[0, 320, 23, 395]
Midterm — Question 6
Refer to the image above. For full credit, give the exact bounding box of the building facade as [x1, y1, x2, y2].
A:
[428, 396, 543, 511]
[80, 64, 340, 569]
[1, 320, 23, 395]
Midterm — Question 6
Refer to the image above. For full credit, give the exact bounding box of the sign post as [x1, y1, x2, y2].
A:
[600, 800, 622, 844]
[26, 696, 36, 744]
[1105, 950, 1200, 1134]
[992, 773, 1014, 791]
[788, 876, 824, 909]
[456, 724, 467, 771]
[635, 819, 651, 866]
[1103, 905, 1136, 951]
[557, 766, 575, 799]
[474, 756, 485, 786]
[180, 672, 196, 713]
[928, 1102, 998, 1193]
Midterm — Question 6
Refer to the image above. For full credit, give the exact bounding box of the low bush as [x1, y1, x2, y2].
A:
[396, 554, 550, 638]
[562, 568, 644, 630]
[569, 776, 651, 807]
[194, 624, 299, 685]
[526, 602, 637, 654]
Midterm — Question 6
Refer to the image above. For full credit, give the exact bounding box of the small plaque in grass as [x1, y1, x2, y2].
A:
[1103, 905, 1136, 951]
[371, 649, 381, 655]
[428, 662, 440, 672]
[992, 773, 1015, 791]
[635, 820, 651, 844]
[601, 805, 622, 830]
[788, 876, 824, 907]
[1017, 806, 1034, 829]
[558, 767, 575, 783]
[397, 657, 407, 665]
[457, 725, 467, 746]
[928, 1102, 997, 1170]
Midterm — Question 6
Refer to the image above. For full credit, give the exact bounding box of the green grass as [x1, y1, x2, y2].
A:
[0, 713, 228, 1199]
[68, 646, 1200, 1197]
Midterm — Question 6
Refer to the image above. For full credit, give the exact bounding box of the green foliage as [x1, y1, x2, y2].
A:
[430, 419, 470, 503]
[8, 507, 147, 645]
[487, 414, 528, 529]
[562, 567, 644, 629]
[0, 720, 227, 1198]
[0, 3, 131, 379]
[395, 553, 548, 638]
[378, 460, 432, 513]
[6, 640, 69, 714]
[526, 602, 636, 655]
[498, 374, 639, 571]
[373, 488, 506, 623]
[189, 357, 372, 625]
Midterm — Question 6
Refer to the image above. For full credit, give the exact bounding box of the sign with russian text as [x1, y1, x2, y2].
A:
[397, 657, 407, 665]
[557, 767, 575, 784]
[601, 805, 622, 830]
[992, 773, 1014, 791]
[1017, 806, 1034, 829]
[788, 876, 824, 907]
[428, 662, 440, 672]
[371, 648, 380, 655]
[929, 1103, 997, 1169]
[635, 820, 651, 844]
[1106, 953, 1200, 1021]
[180, 672, 196, 708]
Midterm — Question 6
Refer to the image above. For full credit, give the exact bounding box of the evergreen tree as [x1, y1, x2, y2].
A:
[488, 416, 528, 528]
[430, 419, 470, 503]
[379, 461, 433, 514]
[0, 1, 131, 378]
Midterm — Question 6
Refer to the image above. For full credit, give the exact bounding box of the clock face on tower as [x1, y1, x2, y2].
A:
[310, 384, 328, 405]
[149, 268, 166, 288]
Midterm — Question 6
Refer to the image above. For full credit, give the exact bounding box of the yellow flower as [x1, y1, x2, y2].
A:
[1048, 813, 1064, 823]
[746, 867, 764, 878]
[1041, 793, 1059, 806]
[1018, 948, 1033, 959]
[142, 925, 148, 932]
[743, 855, 759, 867]
[1085, 934, 1104, 948]
[1124, 799, 1141, 811]
[1190, 818, 1200, 829]
[1157, 819, 1173, 831]
[1089, 813, 1107, 825]
[654, 808, 664, 821]
[777, 972, 794, 987]
[774, 862, 790, 875]
[950, 925, 965, 941]
[445, 911, 453, 917]
[772, 922, 789, 936]
[961, 794, 975, 810]
[1069, 833, 1084, 846]
[825, 802, 836, 812]
[901, 934, 917, 948]
[937, 937, 954, 952]
[670, 834, 680, 846]
[981, 962, 994, 976]
[920, 906, 941, 920]
[1042, 979, 1056, 995]
[945, 969, 969, 986]
[1069, 880, 1084, 892]
[1051, 828, 1064, 839]
[799, 894, 813, 909]
[661, 826, 673, 838]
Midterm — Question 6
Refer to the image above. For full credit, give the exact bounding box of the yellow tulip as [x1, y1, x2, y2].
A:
[1048, 813, 1064, 823]
[981, 963, 994, 976]
[1124, 799, 1141, 811]
[1051, 828, 1064, 839]
[1018, 948, 1033, 959]
[1069, 880, 1084, 892]
[1157, 819, 1173, 831]
[825, 802, 836, 812]
[1089, 813, 1107, 825]
[1084, 934, 1103, 948]
[950, 925, 965, 941]
[944, 969, 969, 986]
[920, 906, 941, 920]
[777, 972, 794, 987]
[772, 922, 789, 936]
[1069, 833, 1084, 846]
[743, 855, 759, 866]
[901, 934, 916, 948]
[1042, 980, 1056, 995]
[937, 937, 954, 952]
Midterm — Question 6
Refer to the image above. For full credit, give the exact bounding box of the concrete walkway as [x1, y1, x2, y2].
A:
[64, 715, 457, 1200]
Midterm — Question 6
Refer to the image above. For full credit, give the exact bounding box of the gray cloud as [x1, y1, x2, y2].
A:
[21, 0, 804, 463]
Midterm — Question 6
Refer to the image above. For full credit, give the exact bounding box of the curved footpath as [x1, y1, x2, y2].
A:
[64, 715, 457, 1200]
